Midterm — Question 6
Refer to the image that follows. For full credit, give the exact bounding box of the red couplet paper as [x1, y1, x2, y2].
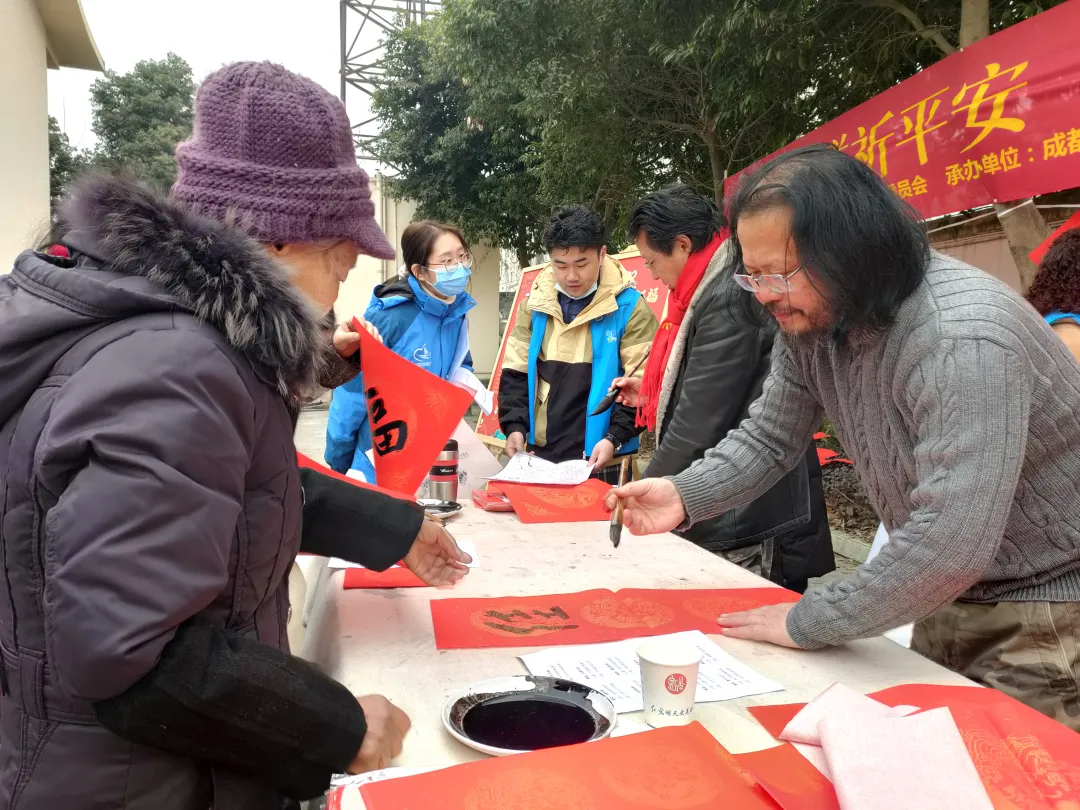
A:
[360, 722, 782, 810]
[430, 587, 800, 649]
[342, 566, 426, 589]
[354, 321, 474, 496]
[736, 744, 841, 810]
[296, 451, 405, 498]
[1029, 209, 1080, 265]
[748, 684, 1080, 809]
[498, 479, 613, 523]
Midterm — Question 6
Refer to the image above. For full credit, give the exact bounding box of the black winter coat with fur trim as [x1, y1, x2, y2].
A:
[0, 175, 421, 809]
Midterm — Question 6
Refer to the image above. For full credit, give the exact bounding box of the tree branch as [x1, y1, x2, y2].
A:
[858, 0, 957, 57]
[723, 101, 778, 178]
[610, 92, 702, 137]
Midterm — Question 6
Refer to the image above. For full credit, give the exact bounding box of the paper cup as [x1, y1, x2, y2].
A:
[637, 638, 702, 727]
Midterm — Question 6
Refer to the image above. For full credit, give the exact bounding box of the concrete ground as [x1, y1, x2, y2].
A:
[295, 405, 329, 460]
[296, 406, 911, 647]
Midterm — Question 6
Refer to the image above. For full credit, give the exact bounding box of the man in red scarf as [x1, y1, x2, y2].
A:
[615, 184, 833, 592]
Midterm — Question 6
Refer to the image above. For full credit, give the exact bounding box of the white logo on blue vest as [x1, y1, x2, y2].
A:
[413, 344, 432, 366]
[606, 329, 617, 343]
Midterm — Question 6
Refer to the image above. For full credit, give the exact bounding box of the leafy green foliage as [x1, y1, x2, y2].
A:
[374, 0, 1064, 256]
[372, 23, 547, 265]
[88, 53, 195, 189]
[48, 116, 89, 213]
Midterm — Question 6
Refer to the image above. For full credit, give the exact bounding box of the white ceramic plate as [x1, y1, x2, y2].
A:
[441, 675, 616, 757]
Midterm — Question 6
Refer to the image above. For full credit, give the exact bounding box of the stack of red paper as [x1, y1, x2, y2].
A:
[749, 683, 1080, 809]
[355, 722, 834, 810]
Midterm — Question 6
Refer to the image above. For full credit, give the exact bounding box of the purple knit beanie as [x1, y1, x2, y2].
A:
[172, 61, 395, 259]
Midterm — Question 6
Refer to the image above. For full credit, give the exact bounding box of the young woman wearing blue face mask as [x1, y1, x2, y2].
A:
[325, 220, 477, 479]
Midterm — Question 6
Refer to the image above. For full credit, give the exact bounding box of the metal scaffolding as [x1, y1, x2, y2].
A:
[340, 0, 441, 163]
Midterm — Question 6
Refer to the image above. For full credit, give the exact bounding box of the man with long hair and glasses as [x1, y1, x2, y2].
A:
[606, 144, 1080, 728]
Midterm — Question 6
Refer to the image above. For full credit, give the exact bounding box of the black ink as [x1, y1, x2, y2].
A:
[462, 694, 596, 750]
[372, 420, 408, 455]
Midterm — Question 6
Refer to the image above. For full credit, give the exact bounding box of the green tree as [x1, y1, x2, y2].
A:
[88, 52, 195, 189]
[439, 0, 819, 208]
[372, 21, 547, 266]
[384, 0, 1065, 250]
[48, 116, 89, 213]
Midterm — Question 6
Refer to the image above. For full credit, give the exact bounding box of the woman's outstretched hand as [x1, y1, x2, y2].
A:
[403, 518, 472, 587]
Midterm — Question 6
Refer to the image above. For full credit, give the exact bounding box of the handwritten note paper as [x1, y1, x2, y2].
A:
[519, 630, 783, 714]
[491, 454, 593, 486]
[450, 368, 495, 415]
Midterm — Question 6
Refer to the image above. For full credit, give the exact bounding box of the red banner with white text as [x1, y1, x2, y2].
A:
[725, 0, 1080, 219]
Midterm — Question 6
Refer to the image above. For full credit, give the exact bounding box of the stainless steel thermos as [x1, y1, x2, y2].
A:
[428, 440, 459, 503]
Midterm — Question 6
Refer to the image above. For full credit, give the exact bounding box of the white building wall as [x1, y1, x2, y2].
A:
[0, 0, 51, 272]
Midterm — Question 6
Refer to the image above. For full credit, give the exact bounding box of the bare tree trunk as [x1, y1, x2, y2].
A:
[515, 225, 532, 270]
[994, 200, 1052, 290]
[959, 0, 1049, 290]
[704, 127, 725, 209]
[958, 0, 989, 45]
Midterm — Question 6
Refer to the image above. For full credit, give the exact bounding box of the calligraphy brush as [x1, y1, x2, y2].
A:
[610, 457, 631, 548]
[589, 346, 651, 416]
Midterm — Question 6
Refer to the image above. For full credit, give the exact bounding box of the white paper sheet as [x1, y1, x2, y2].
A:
[779, 683, 916, 746]
[820, 707, 994, 810]
[327, 537, 479, 571]
[519, 630, 783, 714]
[490, 454, 594, 486]
[451, 368, 495, 415]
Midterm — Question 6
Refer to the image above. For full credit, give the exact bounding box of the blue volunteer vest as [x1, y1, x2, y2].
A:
[525, 287, 642, 457]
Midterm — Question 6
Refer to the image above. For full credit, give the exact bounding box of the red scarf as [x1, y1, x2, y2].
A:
[637, 234, 724, 431]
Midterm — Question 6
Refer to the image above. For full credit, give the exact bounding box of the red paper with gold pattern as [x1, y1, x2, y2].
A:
[430, 587, 800, 649]
[342, 566, 426, 589]
[748, 684, 1080, 809]
[498, 479, 613, 523]
[354, 321, 474, 495]
[359, 722, 782, 810]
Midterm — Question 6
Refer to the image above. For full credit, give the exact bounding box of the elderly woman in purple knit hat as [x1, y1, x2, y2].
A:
[0, 62, 470, 809]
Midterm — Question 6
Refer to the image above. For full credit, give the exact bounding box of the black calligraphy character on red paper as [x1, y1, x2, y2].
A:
[482, 606, 579, 634]
[367, 388, 388, 422]
[366, 386, 408, 456]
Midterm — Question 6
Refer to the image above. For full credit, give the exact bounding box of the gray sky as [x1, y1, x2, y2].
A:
[49, 0, 377, 151]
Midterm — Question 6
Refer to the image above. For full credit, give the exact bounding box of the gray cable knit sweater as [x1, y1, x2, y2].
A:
[671, 252, 1080, 649]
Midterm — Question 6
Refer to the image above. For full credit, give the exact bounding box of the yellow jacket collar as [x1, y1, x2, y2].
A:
[528, 256, 635, 324]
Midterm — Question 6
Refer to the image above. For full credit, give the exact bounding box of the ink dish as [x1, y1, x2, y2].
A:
[442, 676, 616, 757]
[417, 499, 463, 518]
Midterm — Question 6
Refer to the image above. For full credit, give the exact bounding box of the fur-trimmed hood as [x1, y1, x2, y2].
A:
[0, 174, 325, 424]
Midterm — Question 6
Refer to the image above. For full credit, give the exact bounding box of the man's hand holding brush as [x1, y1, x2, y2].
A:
[604, 478, 687, 536]
[608, 376, 643, 408]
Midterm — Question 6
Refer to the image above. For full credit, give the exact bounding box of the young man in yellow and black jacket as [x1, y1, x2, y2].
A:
[498, 206, 658, 482]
